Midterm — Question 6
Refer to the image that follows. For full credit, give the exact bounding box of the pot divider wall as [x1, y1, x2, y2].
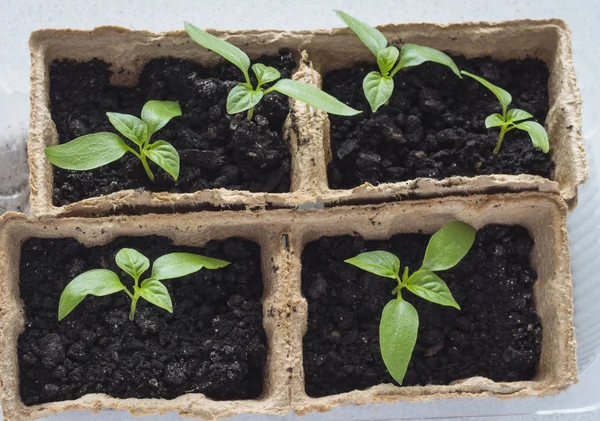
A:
[0, 192, 576, 420]
[29, 20, 586, 217]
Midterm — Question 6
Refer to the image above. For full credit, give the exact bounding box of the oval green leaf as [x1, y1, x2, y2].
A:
[421, 221, 476, 272]
[461, 71, 512, 115]
[507, 108, 534, 123]
[45, 133, 129, 171]
[268, 79, 361, 116]
[116, 248, 150, 281]
[515, 120, 549, 153]
[185, 22, 251, 82]
[252, 63, 281, 86]
[345, 250, 400, 279]
[151, 253, 230, 281]
[141, 100, 182, 135]
[334, 10, 387, 56]
[377, 46, 400, 75]
[392, 44, 461, 78]
[485, 113, 505, 128]
[139, 278, 173, 313]
[58, 269, 125, 320]
[227, 84, 264, 114]
[406, 270, 460, 309]
[106, 112, 148, 145]
[380, 299, 419, 384]
[363, 71, 394, 113]
[145, 140, 180, 180]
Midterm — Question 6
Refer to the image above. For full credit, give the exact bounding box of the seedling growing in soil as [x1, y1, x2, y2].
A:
[184, 22, 361, 119]
[335, 10, 462, 113]
[461, 71, 549, 155]
[45, 100, 182, 182]
[58, 248, 230, 321]
[345, 221, 476, 384]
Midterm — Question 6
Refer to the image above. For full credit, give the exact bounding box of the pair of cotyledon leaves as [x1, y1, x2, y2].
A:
[45, 100, 182, 182]
[58, 248, 230, 321]
[345, 221, 476, 384]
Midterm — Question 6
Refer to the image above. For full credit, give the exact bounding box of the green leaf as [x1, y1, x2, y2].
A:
[227, 84, 264, 114]
[106, 112, 148, 145]
[377, 46, 400, 75]
[58, 269, 125, 320]
[345, 250, 400, 279]
[461, 71, 512, 115]
[115, 248, 149, 281]
[140, 100, 182, 135]
[393, 44, 461, 78]
[151, 253, 230, 281]
[252, 63, 281, 86]
[334, 10, 388, 56]
[507, 108, 534, 123]
[421, 221, 476, 272]
[379, 299, 419, 384]
[268, 79, 361, 116]
[363, 71, 394, 113]
[45, 133, 129, 171]
[145, 140, 180, 180]
[139, 279, 173, 313]
[485, 113, 505, 128]
[406, 270, 460, 309]
[515, 121, 549, 153]
[185, 22, 251, 82]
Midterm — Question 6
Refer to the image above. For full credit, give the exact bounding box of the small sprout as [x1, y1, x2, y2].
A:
[45, 100, 182, 182]
[345, 221, 476, 384]
[184, 22, 361, 119]
[335, 10, 461, 112]
[461, 71, 549, 155]
[58, 248, 230, 321]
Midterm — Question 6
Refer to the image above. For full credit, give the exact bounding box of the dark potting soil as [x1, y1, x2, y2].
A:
[302, 225, 542, 397]
[50, 51, 296, 206]
[18, 236, 266, 404]
[325, 56, 554, 189]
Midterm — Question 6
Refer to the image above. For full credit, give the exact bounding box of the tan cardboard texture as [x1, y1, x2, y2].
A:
[0, 192, 576, 420]
[28, 20, 586, 217]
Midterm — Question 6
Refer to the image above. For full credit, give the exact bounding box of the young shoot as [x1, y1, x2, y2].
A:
[184, 22, 360, 120]
[58, 248, 230, 321]
[461, 71, 549, 155]
[45, 100, 182, 182]
[345, 221, 476, 384]
[335, 10, 462, 113]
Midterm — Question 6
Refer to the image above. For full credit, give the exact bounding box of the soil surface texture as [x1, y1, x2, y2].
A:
[18, 236, 266, 404]
[50, 51, 296, 206]
[324, 56, 553, 189]
[302, 225, 542, 397]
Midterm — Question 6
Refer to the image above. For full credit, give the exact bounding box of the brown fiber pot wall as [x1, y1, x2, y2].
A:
[28, 20, 587, 217]
[0, 192, 576, 420]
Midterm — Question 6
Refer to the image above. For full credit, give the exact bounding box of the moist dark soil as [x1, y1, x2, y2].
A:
[50, 51, 296, 206]
[325, 56, 554, 189]
[302, 225, 542, 397]
[18, 236, 266, 404]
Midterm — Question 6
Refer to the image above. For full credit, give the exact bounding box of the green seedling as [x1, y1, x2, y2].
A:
[461, 71, 549, 154]
[184, 22, 360, 120]
[335, 10, 462, 113]
[345, 221, 476, 384]
[58, 248, 230, 321]
[45, 100, 182, 182]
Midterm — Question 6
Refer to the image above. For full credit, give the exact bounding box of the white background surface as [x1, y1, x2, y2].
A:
[0, 0, 599, 420]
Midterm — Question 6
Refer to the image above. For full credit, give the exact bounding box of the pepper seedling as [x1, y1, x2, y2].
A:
[184, 22, 360, 120]
[345, 221, 476, 384]
[58, 248, 230, 321]
[45, 100, 182, 182]
[334, 10, 462, 113]
[461, 71, 549, 155]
